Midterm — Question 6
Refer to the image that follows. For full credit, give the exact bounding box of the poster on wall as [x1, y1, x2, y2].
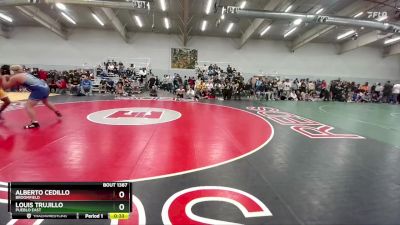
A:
[171, 48, 198, 69]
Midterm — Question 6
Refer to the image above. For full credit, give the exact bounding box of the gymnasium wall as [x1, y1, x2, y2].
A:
[0, 26, 399, 82]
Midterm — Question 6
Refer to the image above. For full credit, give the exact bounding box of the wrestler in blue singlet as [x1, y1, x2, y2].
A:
[22, 73, 50, 101]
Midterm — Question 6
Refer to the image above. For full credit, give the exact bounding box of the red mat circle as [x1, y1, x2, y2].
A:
[0, 100, 273, 182]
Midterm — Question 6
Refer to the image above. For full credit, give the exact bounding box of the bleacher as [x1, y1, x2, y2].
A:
[91, 58, 151, 94]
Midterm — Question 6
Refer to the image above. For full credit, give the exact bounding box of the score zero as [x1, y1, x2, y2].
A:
[103, 183, 128, 211]
[103, 183, 128, 187]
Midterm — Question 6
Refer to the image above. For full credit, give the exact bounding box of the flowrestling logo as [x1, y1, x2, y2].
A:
[87, 107, 181, 126]
[247, 107, 365, 139]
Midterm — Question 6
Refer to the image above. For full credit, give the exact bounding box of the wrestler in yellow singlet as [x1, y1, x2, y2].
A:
[0, 88, 6, 99]
[0, 65, 11, 120]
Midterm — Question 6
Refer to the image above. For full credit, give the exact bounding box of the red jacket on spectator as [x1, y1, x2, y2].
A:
[57, 80, 67, 89]
[38, 70, 48, 81]
[321, 80, 327, 89]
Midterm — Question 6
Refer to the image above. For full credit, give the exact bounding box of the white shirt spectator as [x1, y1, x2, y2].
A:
[139, 69, 147, 76]
[277, 81, 283, 90]
[308, 82, 315, 91]
[375, 84, 384, 93]
[393, 84, 400, 94]
[290, 91, 298, 101]
[162, 77, 168, 85]
[168, 76, 173, 84]
[283, 81, 291, 91]
[186, 89, 195, 98]
[206, 82, 214, 91]
[176, 88, 185, 95]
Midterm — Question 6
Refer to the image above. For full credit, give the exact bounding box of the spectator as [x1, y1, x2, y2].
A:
[69, 75, 80, 95]
[233, 82, 242, 100]
[80, 75, 93, 96]
[392, 82, 400, 104]
[382, 81, 393, 103]
[46, 76, 57, 93]
[288, 90, 298, 101]
[375, 83, 383, 97]
[56, 77, 68, 94]
[223, 82, 233, 100]
[227, 65, 233, 74]
[148, 75, 156, 90]
[149, 85, 158, 97]
[283, 79, 291, 97]
[116, 80, 124, 96]
[106, 79, 115, 93]
[38, 69, 48, 81]
[186, 86, 197, 101]
[99, 79, 107, 94]
[176, 85, 185, 99]
[360, 82, 369, 93]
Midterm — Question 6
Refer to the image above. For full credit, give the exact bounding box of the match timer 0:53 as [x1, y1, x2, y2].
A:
[109, 212, 130, 220]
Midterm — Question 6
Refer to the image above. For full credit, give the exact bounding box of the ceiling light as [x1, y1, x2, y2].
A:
[337, 30, 355, 40]
[0, 13, 13, 23]
[384, 36, 400, 45]
[376, 15, 388, 21]
[160, 0, 166, 11]
[293, 18, 302, 26]
[240, 1, 246, 9]
[61, 12, 76, 25]
[260, 25, 271, 36]
[226, 22, 234, 33]
[284, 27, 297, 38]
[134, 15, 143, 28]
[285, 5, 293, 13]
[164, 17, 170, 29]
[316, 8, 324, 14]
[201, 20, 207, 32]
[92, 13, 104, 26]
[354, 12, 364, 18]
[206, 0, 213, 15]
[56, 3, 66, 11]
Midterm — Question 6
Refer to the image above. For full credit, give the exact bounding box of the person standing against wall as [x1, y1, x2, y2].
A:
[382, 81, 393, 103]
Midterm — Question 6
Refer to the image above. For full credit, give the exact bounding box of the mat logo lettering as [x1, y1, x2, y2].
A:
[106, 111, 162, 119]
[87, 107, 181, 126]
[162, 186, 272, 225]
[247, 107, 364, 139]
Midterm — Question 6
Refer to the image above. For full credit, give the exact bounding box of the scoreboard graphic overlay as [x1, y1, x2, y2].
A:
[8, 183, 132, 220]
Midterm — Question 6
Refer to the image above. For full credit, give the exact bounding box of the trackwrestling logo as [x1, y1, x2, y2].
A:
[87, 107, 182, 126]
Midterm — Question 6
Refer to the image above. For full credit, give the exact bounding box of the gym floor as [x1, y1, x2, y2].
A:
[0, 94, 399, 225]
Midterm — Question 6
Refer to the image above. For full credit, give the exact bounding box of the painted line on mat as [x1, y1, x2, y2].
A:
[318, 105, 329, 113]
[390, 112, 400, 117]
[122, 101, 275, 182]
[319, 104, 394, 130]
